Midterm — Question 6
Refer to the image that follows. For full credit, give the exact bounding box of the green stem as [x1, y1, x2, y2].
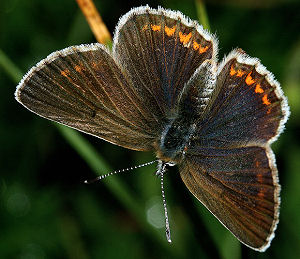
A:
[195, 0, 211, 31]
[57, 124, 142, 215]
[0, 49, 23, 83]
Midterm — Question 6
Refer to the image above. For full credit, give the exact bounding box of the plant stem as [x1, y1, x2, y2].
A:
[76, 0, 112, 45]
[0, 49, 23, 83]
[195, 0, 211, 30]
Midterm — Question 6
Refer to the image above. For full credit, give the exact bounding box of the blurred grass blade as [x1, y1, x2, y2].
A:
[57, 123, 142, 214]
[195, 0, 210, 30]
[0, 49, 23, 83]
[196, 202, 241, 259]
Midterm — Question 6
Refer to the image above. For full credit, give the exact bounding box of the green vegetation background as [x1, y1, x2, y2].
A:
[1, 0, 299, 258]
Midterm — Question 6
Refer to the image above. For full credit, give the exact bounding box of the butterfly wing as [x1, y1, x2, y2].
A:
[15, 44, 158, 151]
[180, 146, 279, 251]
[194, 49, 289, 147]
[180, 49, 289, 251]
[113, 6, 217, 118]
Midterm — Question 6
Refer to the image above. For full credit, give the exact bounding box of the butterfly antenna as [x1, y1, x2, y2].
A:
[159, 162, 172, 243]
[84, 160, 158, 184]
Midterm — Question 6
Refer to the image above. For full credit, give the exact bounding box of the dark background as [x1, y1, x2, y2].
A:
[1, 0, 300, 258]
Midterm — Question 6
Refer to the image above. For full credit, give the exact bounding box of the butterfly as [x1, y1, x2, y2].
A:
[15, 6, 289, 251]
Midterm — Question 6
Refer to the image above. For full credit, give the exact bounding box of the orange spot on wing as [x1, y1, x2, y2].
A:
[257, 173, 264, 183]
[267, 108, 271, 114]
[245, 71, 256, 85]
[151, 24, 161, 32]
[61, 69, 70, 77]
[179, 31, 192, 45]
[255, 83, 264, 93]
[165, 26, 176, 36]
[199, 45, 209, 54]
[74, 65, 82, 73]
[258, 190, 265, 198]
[142, 24, 149, 31]
[193, 41, 200, 50]
[230, 65, 236, 76]
[262, 94, 271, 105]
[236, 69, 246, 77]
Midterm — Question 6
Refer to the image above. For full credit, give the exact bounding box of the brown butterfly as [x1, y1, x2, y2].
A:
[15, 6, 289, 251]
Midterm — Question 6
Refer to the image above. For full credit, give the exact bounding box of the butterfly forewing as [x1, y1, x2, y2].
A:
[16, 44, 158, 151]
[194, 49, 289, 148]
[113, 6, 217, 118]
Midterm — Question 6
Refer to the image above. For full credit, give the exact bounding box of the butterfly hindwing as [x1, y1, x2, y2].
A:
[180, 146, 279, 251]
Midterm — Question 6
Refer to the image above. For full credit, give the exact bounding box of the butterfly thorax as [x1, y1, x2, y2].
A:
[155, 116, 195, 163]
